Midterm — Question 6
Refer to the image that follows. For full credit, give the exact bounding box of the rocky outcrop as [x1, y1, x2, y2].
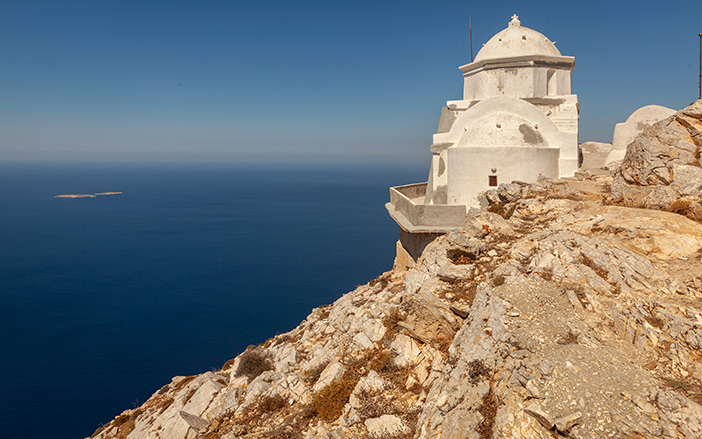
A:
[611, 100, 702, 219]
[605, 104, 677, 166]
[89, 167, 702, 438]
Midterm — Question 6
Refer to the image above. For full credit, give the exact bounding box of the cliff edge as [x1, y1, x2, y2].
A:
[92, 103, 702, 439]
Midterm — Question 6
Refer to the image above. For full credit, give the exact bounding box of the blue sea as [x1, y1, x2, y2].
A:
[0, 162, 425, 439]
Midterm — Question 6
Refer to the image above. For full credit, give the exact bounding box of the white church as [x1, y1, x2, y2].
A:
[386, 15, 580, 260]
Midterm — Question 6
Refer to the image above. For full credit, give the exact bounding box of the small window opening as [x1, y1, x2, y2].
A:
[489, 175, 498, 187]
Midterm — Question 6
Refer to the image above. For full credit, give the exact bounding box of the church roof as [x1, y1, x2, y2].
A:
[474, 15, 562, 62]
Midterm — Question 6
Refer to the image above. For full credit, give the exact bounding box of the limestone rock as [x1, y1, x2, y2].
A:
[611, 100, 702, 218]
[390, 333, 422, 367]
[611, 105, 676, 154]
[313, 361, 345, 393]
[364, 414, 409, 437]
[446, 232, 488, 261]
[524, 401, 555, 429]
[179, 411, 209, 431]
[554, 411, 581, 433]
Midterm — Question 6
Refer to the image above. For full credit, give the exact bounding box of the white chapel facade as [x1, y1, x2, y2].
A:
[386, 15, 579, 258]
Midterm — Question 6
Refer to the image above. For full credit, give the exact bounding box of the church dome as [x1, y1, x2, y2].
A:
[474, 15, 561, 62]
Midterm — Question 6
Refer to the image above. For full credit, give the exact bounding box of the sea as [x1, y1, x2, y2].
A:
[0, 161, 426, 439]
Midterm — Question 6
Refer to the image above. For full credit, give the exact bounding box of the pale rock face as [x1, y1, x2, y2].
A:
[312, 361, 345, 393]
[611, 100, 702, 218]
[606, 104, 676, 166]
[364, 414, 410, 437]
[273, 344, 299, 369]
[390, 333, 422, 368]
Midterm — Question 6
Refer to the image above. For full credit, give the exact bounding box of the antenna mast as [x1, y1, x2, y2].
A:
[698, 32, 701, 100]
[469, 16, 474, 62]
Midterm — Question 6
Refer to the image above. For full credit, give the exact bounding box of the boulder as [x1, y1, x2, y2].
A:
[605, 104, 676, 166]
[364, 415, 410, 437]
[610, 100, 702, 218]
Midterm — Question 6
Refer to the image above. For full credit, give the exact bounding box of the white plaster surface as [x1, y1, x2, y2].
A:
[387, 14, 579, 230]
[433, 95, 562, 147]
[474, 15, 561, 62]
[447, 146, 559, 208]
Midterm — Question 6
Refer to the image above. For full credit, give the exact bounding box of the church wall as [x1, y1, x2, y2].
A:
[464, 68, 540, 99]
[446, 146, 560, 207]
[425, 150, 449, 205]
[504, 68, 536, 98]
[398, 228, 444, 262]
[437, 107, 459, 133]
[425, 154, 437, 203]
[531, 67, 575, 97]
[389, 17, 581, 234]
[556, 70, 571, 95]
[534, 67, 549, 97]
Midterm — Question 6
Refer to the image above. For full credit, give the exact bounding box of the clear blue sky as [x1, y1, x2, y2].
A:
[2, 0, 701, 164]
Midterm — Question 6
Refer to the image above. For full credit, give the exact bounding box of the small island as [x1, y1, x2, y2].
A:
[54, 194, 96, 198]
[54, 192, 122, 198]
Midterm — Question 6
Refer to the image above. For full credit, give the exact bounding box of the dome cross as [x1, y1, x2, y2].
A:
[509, 14, 521, 27]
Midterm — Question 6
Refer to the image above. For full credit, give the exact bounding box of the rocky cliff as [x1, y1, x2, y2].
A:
[91, 103, 702, 439]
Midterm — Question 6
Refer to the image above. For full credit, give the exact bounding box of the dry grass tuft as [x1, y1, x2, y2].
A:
[537, 268, 553, 281]
[468, 360, 491, 384]
[369, 350, 393, 374]
[310, 378, 358, 422]
[98, 407, 143, 439]
[579, 254, 608, 280]
[451, 254, 475, 265]
[222, 358, 237, 371]
[670, 199, 692, 215]
[259, 395, 288, 412]
[172, 375, 197, 392]
[303, 360, 330, 384]
[369, 273, 392, 290]
[235, 348, 272, 380]
[477, 385, 497, 439]
[355, 390, 400, 420]
[487, 201, 517, 219]
[382, 309, 404, 336]
[444, 280, 478, 308]
[661, 377, 702, 405]
[317, 304, 332, 320]
[645, 315, 665, 330]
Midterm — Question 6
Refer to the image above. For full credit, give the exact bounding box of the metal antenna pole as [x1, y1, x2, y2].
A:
[469, 16, 474, 62]
[698, 32, 701, 100]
